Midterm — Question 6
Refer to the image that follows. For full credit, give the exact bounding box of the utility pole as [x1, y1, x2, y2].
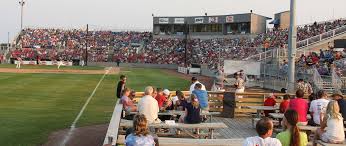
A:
[19, 0, 25, 31]
[85, 24, 89, 66]
[7, 32, 10, 51]
[288, 0, 297, 93]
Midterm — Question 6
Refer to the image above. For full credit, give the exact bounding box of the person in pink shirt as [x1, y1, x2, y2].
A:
[121, 88, 137, 112]
[289, 89, 308, 125]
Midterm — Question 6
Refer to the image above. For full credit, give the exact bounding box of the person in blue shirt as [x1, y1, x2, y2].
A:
[192, 83, 209, 113]
[125, 114, 156, 146]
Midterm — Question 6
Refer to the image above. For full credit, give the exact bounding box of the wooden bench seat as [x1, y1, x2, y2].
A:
[116, 135, 244, 146]
[298, 125, 346, 132]
[120, 120, 227, 129]
[316, 140, 346, 146]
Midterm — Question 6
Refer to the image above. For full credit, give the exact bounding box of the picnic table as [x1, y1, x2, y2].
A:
[269, 113, 311, 120]
[129, 110, 221, 122]
[246, 106, 279, 118]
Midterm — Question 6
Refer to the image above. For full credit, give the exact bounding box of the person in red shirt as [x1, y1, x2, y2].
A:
[264, 93, 277, 116]
[288, 89, 308, 125]
[155, 88, 167, 109]
[280, 94, 290, 113]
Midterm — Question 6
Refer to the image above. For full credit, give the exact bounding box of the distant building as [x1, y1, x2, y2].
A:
[153, 13, 271, 38]
[270, 11, 290, 30]
[0, 43, 9, 51]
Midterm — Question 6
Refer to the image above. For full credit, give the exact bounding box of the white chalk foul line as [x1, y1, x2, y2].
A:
[60, 68, 110, 146]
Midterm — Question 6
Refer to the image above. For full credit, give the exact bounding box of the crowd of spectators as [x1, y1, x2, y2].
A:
[11, 18, 346, 68]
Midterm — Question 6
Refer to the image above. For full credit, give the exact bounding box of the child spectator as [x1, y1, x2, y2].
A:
[313, 100, 345, 145]
[264, 93, 277, 116]
[276, 109, 308, 146]
[243, 117, 282, 146]
[179, 94, 201, 124]
[280, 94, 290, 113]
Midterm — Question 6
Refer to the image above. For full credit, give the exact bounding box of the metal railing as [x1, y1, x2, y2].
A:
[245, 25, 346, 61]
[313, 67, 324, 90]
[331, 68, 343, 91]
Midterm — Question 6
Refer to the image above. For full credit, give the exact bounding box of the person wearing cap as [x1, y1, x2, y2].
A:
[189, 77, 206, 94]
[234, 72, 245, 98]
[331, 90, 346, 121]
[162, 89, 174, 110]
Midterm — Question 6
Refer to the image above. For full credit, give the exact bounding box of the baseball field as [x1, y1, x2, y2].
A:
[0, 65, 190, 146]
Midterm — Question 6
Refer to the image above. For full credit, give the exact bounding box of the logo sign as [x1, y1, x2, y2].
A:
[195, 17, 204, 24]
[226, 16, 234, 23]
[209, 17, 219, 23]
[159, 18, 169, 24]
[174, 18, 185, 24]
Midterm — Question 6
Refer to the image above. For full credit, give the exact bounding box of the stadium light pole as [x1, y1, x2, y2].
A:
[19, 0, 25, 31]
[184, 23, 189, 66]
[287, 0, 297, 93]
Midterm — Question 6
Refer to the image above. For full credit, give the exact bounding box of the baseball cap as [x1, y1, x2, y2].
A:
[163, 89, 170, 95]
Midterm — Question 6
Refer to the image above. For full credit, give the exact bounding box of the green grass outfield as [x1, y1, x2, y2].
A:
[0, 67, 189, 146]
[0, 64, 105, 70]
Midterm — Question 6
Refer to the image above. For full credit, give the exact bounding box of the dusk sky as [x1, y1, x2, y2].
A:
[0, 0, 345, 43]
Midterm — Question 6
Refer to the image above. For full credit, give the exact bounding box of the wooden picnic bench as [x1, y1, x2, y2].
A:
[116, 135, 244, 146]
[316, 140, 346, 146]
[128, 111, 221, 122]
[119, 119, 227, 139]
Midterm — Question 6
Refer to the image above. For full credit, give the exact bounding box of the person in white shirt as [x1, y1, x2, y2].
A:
[309, 90, 330, 125]
[313, 100, 345, 145]
[189, 77, 206, 94]
[243, 117, 282, 146]
[138, 86, 161, 124]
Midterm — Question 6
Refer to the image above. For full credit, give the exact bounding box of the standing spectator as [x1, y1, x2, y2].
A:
[276, 109, 308, 146]
[192, 83, 209, 113]
[138, 86, 160, 124]
[264, 93, 277, 116]
[309, 90, 330, 126]
[313, 101, 345, 145]
[116, 58, 121, 67]
[121, 88, 137, 113]
[331, 91, 346, 122]
[296, 79, 305, 92]
[289, 90, 309, 125]
[304, 81, 313, 96]
[125, 114, 156, 146]
[280, 94, 290, 113]
[189, 77, 206, 94]
[243, 117, 282, 146]
[179, 94, 201, 124]
[116, 75, 127, 99]
[234, 72, 245, 98]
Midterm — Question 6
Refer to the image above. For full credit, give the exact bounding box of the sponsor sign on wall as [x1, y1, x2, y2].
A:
[208, 17, 219, 23]
[159, 18, 169, 24]
[14, 60, 73, 66]
[226, 16, 234, 23]
[174, 18, 185, 24]
[195, 17, 204, 24]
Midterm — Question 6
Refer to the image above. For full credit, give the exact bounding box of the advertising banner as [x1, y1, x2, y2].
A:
[174, 18, 185, 24]
[159, 18, 169, 24]
[226, 16, 234, 23]
[208, 17, 219, 23]
[195, 17, 204, 24]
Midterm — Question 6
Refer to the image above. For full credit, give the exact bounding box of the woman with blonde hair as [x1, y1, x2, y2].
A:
[125, 114, 156, 146]
[313, 100, 345, 146]
[179, 94, 201, 124]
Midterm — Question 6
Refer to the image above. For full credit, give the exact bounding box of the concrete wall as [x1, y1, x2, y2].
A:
[153, 34, 257, 40]
[88, 62, 178, 69]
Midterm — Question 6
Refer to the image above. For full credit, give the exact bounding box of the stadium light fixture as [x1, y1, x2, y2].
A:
[19, 0, 26, 31]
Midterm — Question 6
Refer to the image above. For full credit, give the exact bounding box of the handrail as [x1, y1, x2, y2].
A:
[103, 100, 122, 146]
[245, 25, 346, 61]
[331, 68, 342, 91]
[313, 67, 324, 90]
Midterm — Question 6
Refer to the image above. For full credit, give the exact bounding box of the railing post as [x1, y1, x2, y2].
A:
[333, 30, 335, 36]
[319, 34, 322, 41]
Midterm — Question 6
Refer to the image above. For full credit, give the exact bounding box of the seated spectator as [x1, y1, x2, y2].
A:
[192, 83, 209, 113]
[331, 91, 346, 121]
[309, 90, 330, 126]
[313, 100, 345, 145]
[129, 90, 136, 100]
[121, 88, 137, 112]
[243, 117, 282, 146]
[172, 90, 187, 110]
[125, 114, 157, 146]
[264, 93, 277, 116]
[155, 88, 167, 110]
[289, 89, 308, 125]
[138, 86, 160, 124]
[162, 89, 174, 110]
[276, 109, 308, 146]
[280, 94, 290, 113]
[179, 94, 201, 124]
